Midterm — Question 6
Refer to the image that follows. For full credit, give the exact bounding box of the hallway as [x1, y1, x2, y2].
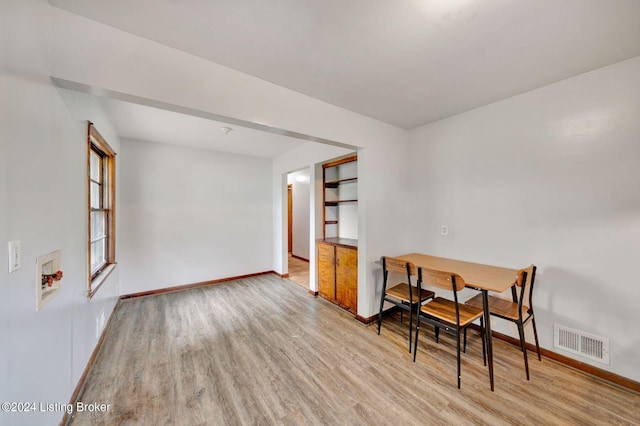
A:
[288, 254, 309, 289]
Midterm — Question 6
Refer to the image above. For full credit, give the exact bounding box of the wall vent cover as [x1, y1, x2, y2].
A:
[554, 324, 610, 365]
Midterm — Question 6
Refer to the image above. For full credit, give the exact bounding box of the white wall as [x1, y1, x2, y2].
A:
[408, 56, 640, 381]
[0, 10, 10, 410]
[51, 5, 415, 320]
[0, 2, 120, 425]
[119, 139, 273, 295]
[287, 169, 310, 260]
[55, 88, 122, 394]
[50, 9, 412, 319]
[50, 8, 403, 151]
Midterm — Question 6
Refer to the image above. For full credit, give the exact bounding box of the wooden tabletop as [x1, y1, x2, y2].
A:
[395, 253, 519, 293]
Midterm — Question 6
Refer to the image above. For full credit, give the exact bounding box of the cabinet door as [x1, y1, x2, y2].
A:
[336, 247, 357, 313]
[317, 243, 335, 300]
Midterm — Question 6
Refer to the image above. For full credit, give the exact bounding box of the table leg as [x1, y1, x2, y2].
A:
[482, 289, 494, 391]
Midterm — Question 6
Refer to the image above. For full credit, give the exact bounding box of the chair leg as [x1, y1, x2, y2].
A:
[408, 306, 413, 353]
[413, 315, 421, 362]
[517, 321, 530, 380]
[400, 310, 404, 323]
[377, 295, 385, 335]
[480, 317, 486, 366]
[435, 326, 440, 343]
[456, 329, 462, 389]
[463, 328, 467, 353]
[532, 316, 542, 361]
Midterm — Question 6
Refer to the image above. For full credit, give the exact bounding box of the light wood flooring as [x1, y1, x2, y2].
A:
[287, 253, 309, 289]
[71, 274, 640, 425]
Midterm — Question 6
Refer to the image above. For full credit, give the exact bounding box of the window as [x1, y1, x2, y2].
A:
[88, 122, 116, 297]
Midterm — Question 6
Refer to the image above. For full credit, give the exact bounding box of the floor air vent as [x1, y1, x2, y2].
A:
[554, 324, 610, 365]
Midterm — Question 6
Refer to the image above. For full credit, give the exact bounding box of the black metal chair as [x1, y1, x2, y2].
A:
[377, 256, 435, 353]
[465, 264, 540, 380]
[413, 267, 486, 389]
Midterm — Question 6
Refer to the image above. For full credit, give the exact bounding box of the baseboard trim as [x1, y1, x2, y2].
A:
[469, 325, 640, 394]
[291, 254, 309, 262]
[361, 306, 402, 325]
[273, 271, 289, 278]
[61, 299, 120, 426]
[356, 314, 378, 324]
[308, 290, 318, 296]
[120, 271, 275, 299]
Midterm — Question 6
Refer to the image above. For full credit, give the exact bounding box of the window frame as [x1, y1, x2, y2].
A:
[87, 122, 117, 298]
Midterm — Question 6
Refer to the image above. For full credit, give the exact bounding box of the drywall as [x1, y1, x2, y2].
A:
[287, 169, 310, 260]
[0, 31, 10, 411]
[50, 9, 412, 318]
[119, 139, 273, 295]
[50, 8, 407, 151]
[408, 56, 640, 381]
[0, 2, 120, 424]
[55, 89, 122, 392]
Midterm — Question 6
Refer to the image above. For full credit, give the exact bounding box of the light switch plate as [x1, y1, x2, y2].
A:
[8, 240, 21, 273]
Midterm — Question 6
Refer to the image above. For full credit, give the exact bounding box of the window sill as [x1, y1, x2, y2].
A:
[88, 263, 117, 300]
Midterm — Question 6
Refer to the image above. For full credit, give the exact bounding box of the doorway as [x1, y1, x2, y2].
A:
[288, 184, 292, 253]
[286, 169, 310, 288]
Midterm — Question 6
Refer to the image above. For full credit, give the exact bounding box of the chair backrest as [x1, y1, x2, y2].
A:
[381, 256, 416, 276]
[418, 268, 465, 292]
[515, 264, 535, 288]
[513, 264, 537, 316]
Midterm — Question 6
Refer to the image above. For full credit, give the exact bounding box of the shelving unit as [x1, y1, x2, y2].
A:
[317, 154, 358, 315]
[322, 155, 358, 239]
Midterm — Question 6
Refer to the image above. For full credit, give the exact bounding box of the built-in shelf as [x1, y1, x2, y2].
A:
[325, 199, 357, 206]
[320, 155, 358, 314]
[322, 154, 357, 239]
[324, 177, 358, 188]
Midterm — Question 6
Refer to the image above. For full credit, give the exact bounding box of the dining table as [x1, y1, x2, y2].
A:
[394, 253, 520, 391]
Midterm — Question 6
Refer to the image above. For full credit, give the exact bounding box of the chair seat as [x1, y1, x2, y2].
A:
[465, 293, 528, 321]
[386, 283, 435, 304]
[420, 297, 483, 327]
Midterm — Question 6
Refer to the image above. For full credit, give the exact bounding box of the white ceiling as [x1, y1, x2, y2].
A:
[50, 0, 640, 130]
[99, 97, 306, 158]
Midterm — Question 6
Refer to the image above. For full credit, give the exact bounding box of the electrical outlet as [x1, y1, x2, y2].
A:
[440, 225, 449, 236]
[8, 240, 21, 273]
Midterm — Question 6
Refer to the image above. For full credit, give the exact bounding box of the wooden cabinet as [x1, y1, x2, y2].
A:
[335, 246, 357, 313]
[317, 242, 336, 300]
[317, 239, 357, 314]
[318, 154, 358, 315]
